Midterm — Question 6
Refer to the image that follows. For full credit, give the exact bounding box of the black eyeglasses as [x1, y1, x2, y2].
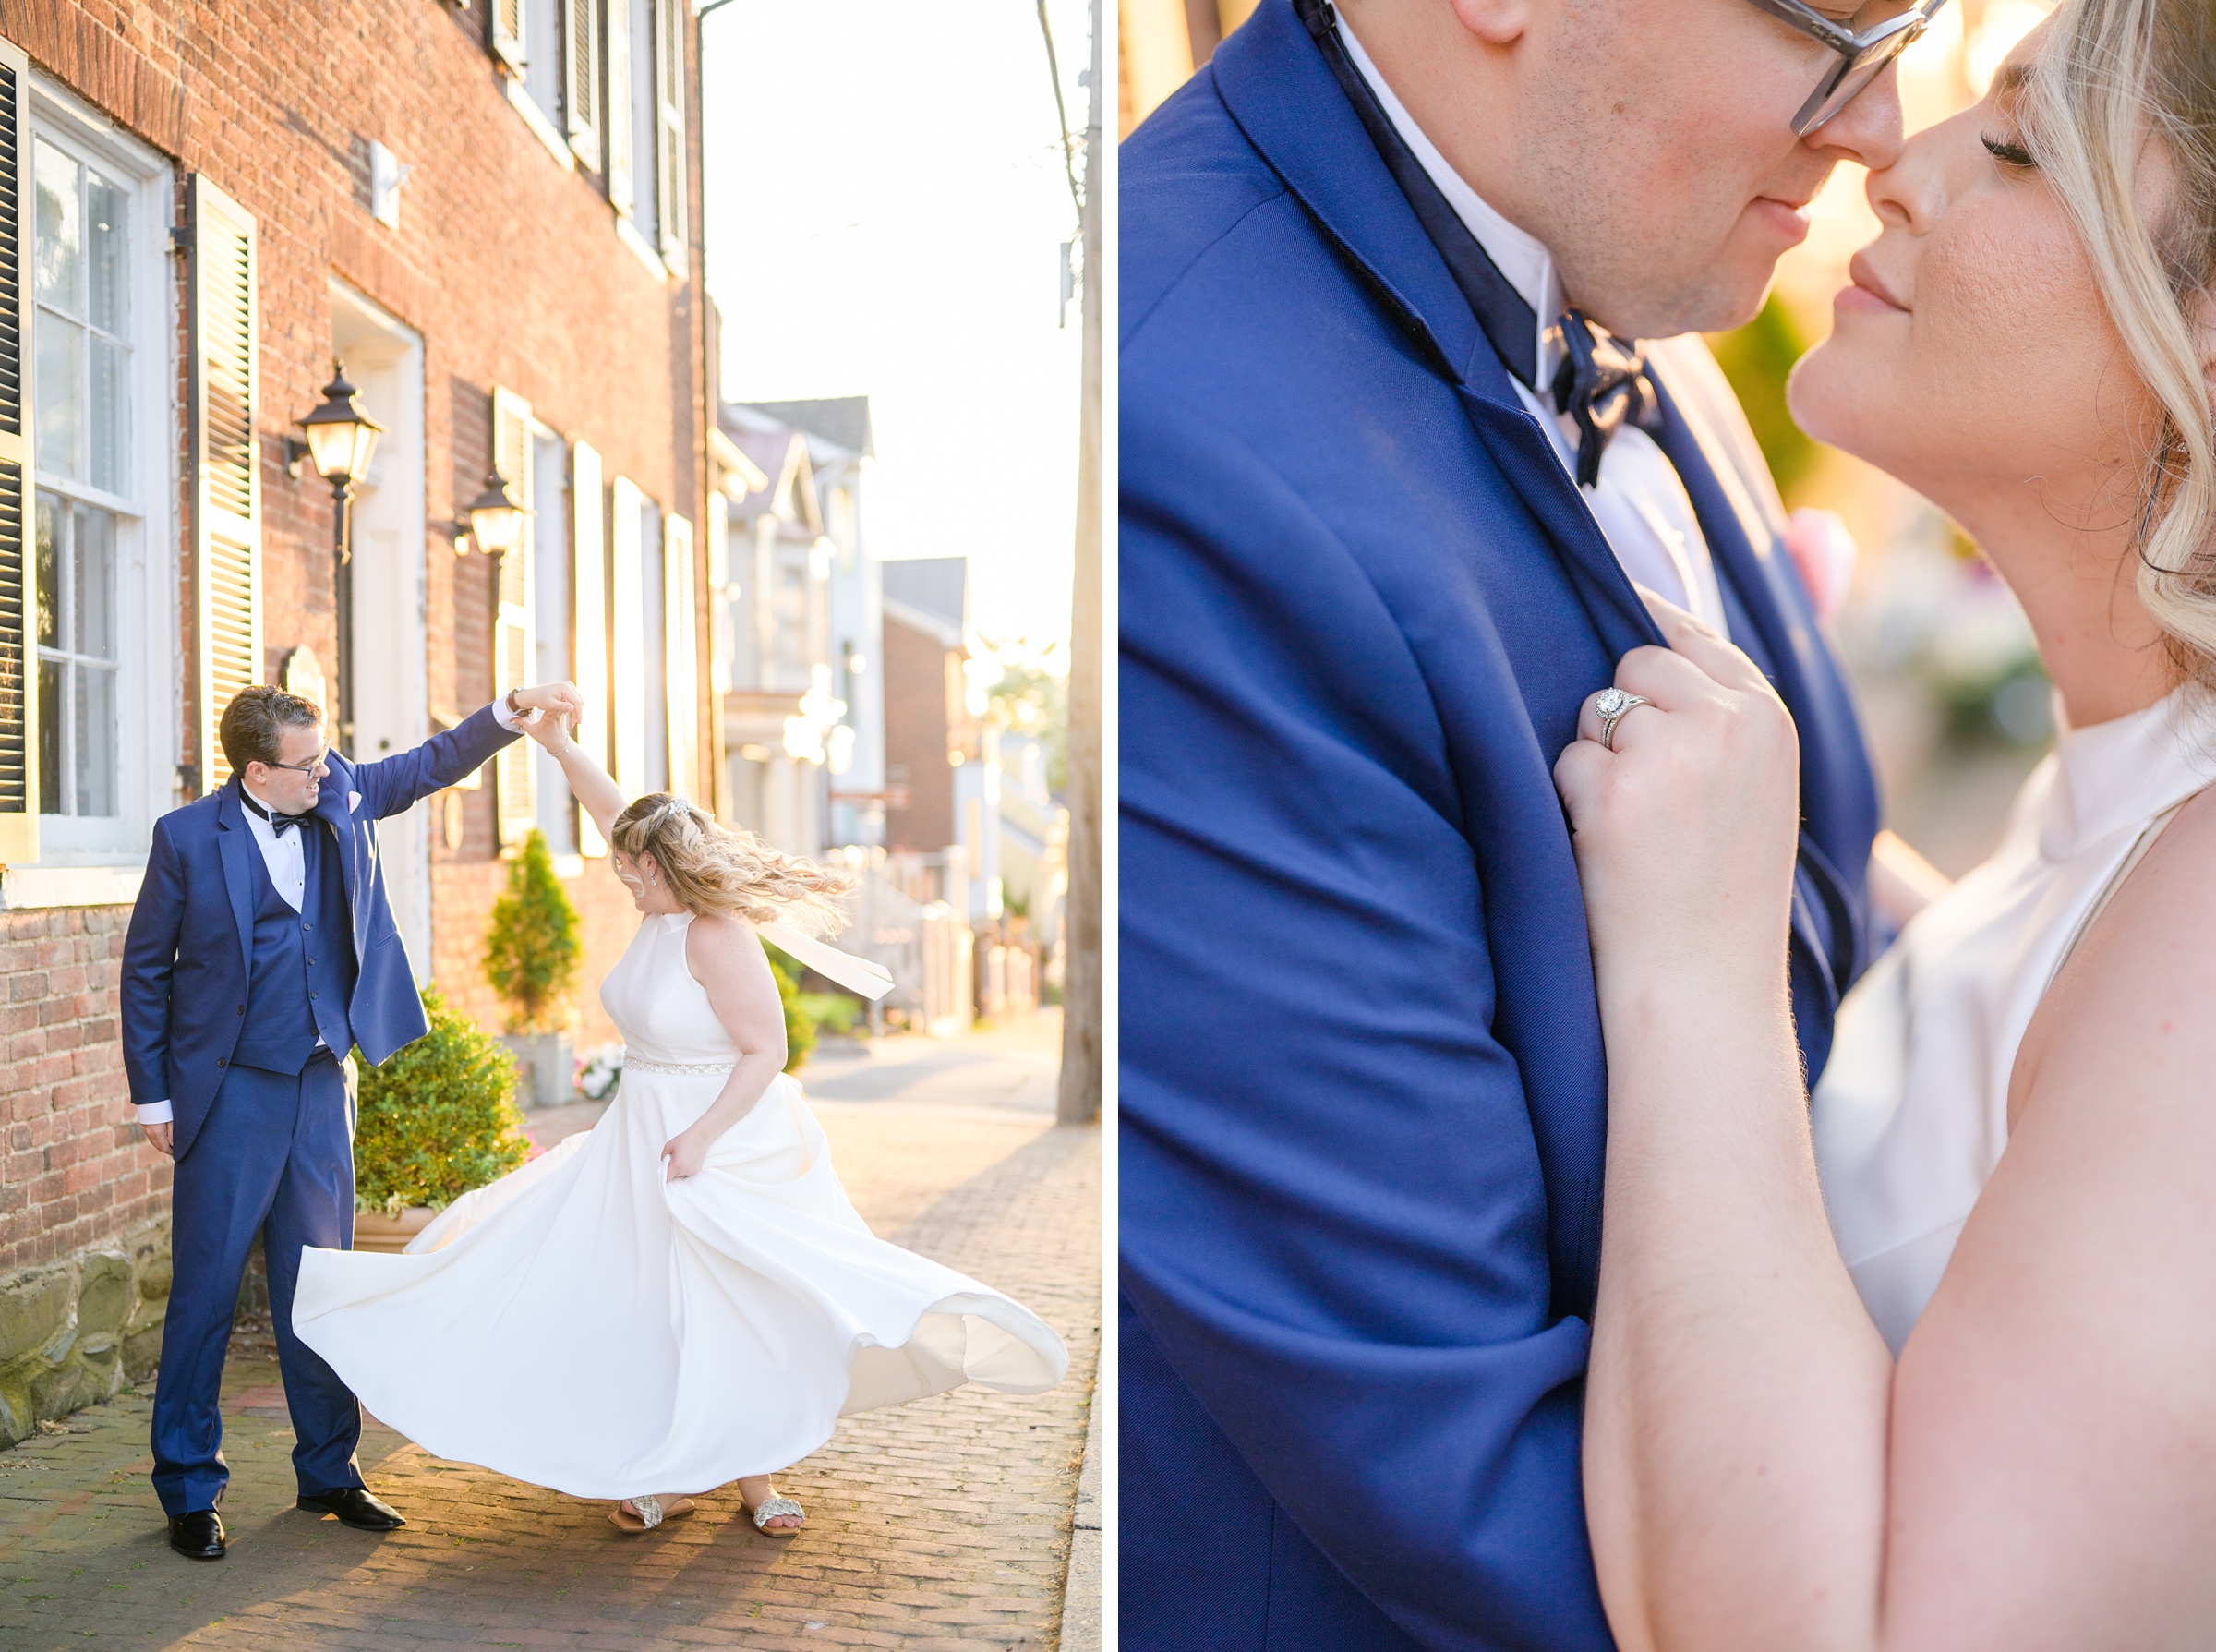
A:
[263, 749, 332, 775]
[1744, 0, 1953, 135]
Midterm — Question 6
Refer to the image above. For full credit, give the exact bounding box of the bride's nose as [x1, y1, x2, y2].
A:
[1862, 112, 1957, 240]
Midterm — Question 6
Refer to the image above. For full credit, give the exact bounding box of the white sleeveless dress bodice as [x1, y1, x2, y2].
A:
[1813, 688, 2216, 1352]
[294, 912, 1066, 1499]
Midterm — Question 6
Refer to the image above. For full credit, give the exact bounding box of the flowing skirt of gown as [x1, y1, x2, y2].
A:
[293, 921, 1067, 1501]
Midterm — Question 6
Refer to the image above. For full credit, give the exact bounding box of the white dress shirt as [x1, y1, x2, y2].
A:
[136, 698, 532, 1126]
[1340, 25, 1730, 636]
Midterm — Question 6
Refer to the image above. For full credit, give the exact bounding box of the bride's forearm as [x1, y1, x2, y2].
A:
[539, 730, 628, 840]
[689, 1049, 786, 1138]
[1584, 964, 1895, 1652]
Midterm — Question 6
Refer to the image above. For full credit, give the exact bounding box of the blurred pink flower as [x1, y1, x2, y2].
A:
[1784, 507, 1857, 627]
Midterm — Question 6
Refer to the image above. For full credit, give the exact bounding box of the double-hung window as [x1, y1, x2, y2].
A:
[27, 86, 175, 873]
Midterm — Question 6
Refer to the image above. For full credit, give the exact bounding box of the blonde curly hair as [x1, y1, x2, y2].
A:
[610, 794, 853, 938]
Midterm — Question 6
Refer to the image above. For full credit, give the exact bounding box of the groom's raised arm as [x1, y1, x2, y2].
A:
[349, 686, 577, 820]
[1121, 404, 1612, 1652]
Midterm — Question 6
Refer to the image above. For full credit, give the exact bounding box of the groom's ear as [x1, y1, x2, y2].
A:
[1445, 0, 1534, 46]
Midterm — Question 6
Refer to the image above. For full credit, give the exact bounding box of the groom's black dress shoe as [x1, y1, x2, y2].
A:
[168, 1510, 226, 1560]
[296, 1487, 407, 1530]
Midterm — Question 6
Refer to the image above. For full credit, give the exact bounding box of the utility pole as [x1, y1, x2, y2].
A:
[1057, 0, 1102, 1126]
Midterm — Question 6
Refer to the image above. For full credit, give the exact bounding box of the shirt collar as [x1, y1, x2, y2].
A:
[1338, 19, 1568, 392]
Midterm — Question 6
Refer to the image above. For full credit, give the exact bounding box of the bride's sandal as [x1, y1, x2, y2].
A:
[609, 1494, 697, 1533]
[745, 1495, 805, 1537]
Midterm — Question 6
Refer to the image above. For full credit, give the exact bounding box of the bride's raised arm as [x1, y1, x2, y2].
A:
[521, 709, 630, 840]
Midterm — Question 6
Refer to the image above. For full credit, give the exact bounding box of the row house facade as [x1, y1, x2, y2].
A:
[0, 0, 716, 1422]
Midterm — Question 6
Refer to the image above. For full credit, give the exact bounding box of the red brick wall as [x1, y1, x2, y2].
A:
[0, 910, 169, 1277]
[0, 0, 714, 1271]
[883, 615, 957, 853]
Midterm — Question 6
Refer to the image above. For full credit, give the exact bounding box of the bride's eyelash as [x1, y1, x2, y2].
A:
[1981, 133, 2037, 169]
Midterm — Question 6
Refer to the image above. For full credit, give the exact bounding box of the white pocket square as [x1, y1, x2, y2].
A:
[349, 790, 362, 813]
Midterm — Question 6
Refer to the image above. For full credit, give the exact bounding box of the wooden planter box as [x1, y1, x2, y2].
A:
[353, 1207, 438, 1254]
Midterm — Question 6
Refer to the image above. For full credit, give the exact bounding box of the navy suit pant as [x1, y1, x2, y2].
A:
[151, 1051, 366, 1514]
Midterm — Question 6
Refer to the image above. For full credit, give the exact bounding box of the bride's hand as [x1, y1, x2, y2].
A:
[522, 707, 574, 753]
[1551, 593, 1801, 995]
[662, 1127, 711, 1182]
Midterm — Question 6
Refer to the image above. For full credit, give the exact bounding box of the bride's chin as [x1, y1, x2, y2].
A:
[1783, 347, 1875, 466]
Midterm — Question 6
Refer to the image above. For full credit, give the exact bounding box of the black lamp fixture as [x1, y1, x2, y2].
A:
[455, 470, 526, 557]
[293, 362, 385, 754]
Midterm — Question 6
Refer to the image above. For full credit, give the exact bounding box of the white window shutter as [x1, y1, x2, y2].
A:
[491, 388, 536, 848]
[608, 476, 644, 796]
[188, 175, 263, 798]
[571, 439, 608, 854]
[492, 0, 526, 73]
[0, 37, 35, 860]
[606, 0, 633, 214]
[662, 513, 696, 802]
[654, 0, 686, 268]
[565, 0, 603, 166]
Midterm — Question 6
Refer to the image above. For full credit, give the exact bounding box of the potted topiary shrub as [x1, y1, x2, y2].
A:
[482, 827, 584, 1110]
[352, 989, 535, 1252]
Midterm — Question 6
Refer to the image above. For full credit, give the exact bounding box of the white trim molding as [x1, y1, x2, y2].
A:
[0, 862, 145, 910]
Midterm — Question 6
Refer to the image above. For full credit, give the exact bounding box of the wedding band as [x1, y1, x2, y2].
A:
[1593, 687, 1651, 752]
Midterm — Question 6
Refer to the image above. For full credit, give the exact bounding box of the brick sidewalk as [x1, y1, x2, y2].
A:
[0, 1092, 1100, 1651]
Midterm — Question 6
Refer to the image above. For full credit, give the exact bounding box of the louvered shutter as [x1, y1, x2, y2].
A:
[570, 440, 608, 854]
[606, 0, 634, 214]
[608, 475, 644, 796]
[662, 513, 696, 801]
[0, 37, 34, 860]
[564, 0, 603, 166]
[705, 490, 729, 822]
[491, 388, 536, 847]
[491, 0, 526, 73]
[654, 0, 686, 268]
[188, 175, 263, 796]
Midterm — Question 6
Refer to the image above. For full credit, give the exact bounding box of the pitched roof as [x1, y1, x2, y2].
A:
[881, 557, 967, 638]
[736, 396, 874, 459]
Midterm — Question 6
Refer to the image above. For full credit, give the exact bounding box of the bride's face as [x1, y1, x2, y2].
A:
[614, 850, 681, 914]
[1788, 24, 2163, 520]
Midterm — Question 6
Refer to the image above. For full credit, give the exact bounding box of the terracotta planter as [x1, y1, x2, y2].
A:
[353, 1206, 438, 1254]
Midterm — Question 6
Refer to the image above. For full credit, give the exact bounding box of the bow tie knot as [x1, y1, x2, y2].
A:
[1550, 309, 1665, 488]
[244, 794, 313, 837]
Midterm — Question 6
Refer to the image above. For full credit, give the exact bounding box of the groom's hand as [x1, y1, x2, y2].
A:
[141, 1121, 174, 1158]
[510, 681, 584, 725]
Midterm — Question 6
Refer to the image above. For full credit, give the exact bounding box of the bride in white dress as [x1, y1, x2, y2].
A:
[1549, 3, 2216, 1646]
[294, 709, 1066, 1535]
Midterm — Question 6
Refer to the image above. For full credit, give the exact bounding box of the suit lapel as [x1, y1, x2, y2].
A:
[214, 783, 257, 977]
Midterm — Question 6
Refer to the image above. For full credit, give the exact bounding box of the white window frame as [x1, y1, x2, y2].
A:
[16, 74, 178, 895]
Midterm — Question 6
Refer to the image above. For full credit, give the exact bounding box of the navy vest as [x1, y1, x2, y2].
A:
[230, 819, 358, 1074]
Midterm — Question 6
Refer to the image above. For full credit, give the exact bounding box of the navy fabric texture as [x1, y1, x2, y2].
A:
[231, 822, 357, 1075]
[120, 705, 516, 1159]
[1118, 5, 1882, 1649]
[152, 1053, 363, 1514]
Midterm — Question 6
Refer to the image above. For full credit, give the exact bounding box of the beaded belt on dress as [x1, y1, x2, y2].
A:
[623, 1055, 735, 1075]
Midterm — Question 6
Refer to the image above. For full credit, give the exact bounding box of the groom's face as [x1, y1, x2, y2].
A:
[1365, 0, 1913, 338]
[1524, 0, 1914, 336]
[247, 722, 328, 815]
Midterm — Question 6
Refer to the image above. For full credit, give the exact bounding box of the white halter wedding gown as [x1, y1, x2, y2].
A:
[1813, 687, 2216, 1353]
[293, 912, 1066, 1501]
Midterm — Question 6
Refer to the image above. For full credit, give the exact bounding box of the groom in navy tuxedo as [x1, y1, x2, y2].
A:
[123, 680, 580, 1560]
[1124, 0, 1931, 1646]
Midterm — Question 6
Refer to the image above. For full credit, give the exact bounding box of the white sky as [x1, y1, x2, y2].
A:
[700, 0, 1091, 647]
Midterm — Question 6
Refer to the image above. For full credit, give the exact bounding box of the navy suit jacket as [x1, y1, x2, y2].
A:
[1120, 6, 1882, 1649]
[120, 705, 518, 1160]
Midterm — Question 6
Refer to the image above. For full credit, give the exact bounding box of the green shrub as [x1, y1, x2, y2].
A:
[1708, 294, 1820, 503]
[353, 990, 533, 1217]
[482, 828, 583, 1034]
[761, 941, 815, 1074]
[797, 992, 859, 1037]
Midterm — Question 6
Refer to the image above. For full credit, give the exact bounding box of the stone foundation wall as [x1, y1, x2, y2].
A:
[0, 1220, 171, 1449]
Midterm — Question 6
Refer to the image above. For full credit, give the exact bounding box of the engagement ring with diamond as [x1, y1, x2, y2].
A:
[1593, 688, 1652, 752]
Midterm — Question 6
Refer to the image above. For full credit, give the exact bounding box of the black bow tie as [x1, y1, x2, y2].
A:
[242, 793, 313, 837]
[1551, 310, 1665, 488]
[1298, 0, 1667, 487]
